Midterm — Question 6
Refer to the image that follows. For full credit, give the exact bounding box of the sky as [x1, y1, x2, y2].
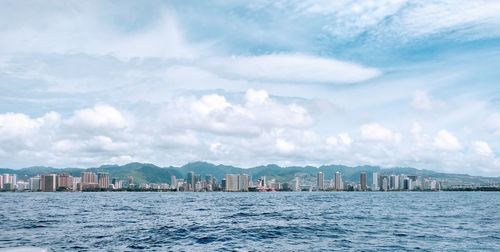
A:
[0, 0, 500, 176]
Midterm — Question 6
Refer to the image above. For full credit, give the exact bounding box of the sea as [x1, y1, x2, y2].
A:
[0, 192, 499, 251]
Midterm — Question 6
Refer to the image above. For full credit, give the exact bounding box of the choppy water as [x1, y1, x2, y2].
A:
[1, 192, 499, 251]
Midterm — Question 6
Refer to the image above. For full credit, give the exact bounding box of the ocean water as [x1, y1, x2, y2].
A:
[1, 192, 499, 251]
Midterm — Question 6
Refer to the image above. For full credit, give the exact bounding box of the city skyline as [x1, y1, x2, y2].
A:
[2, 161, 498, 192]
[0, 1, 499, 176]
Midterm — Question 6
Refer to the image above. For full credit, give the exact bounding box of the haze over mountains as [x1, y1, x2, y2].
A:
[1, 162, 498, 185]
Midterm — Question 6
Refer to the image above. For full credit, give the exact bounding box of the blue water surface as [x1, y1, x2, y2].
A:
[1, 192, 499, 251]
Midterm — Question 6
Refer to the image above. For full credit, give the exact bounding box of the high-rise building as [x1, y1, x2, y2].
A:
[112, 178, 123, 190]
[240, 174, 249, 192]
[258, 176, 266, 188]
[0, 175, 3, 190]
[399, 175, 405, 190]
[382, 177, 388, 191]
[224, 174, 249, 192]
[41, 174, 57, 192]
[225, 174, 239, 192]
[317, 172, 324, 190]
[403, 177, 411, 190]
[360, 172, 367, 191]
[334, 172, 343, 191]
[294, 176, 301, 191]
[171, 175, 177, 190]
[29, 176, 41, 191]
[128, 176, 135, 189]
[2, 174, 16, 190]
[57, 173, 72, 190]
[372, 172, 379, 191]
[72, 177, 81, 191]
[98, 172, 110, 189]
[389, 175, 396, 190]
[187, 172, 195, 191]
[81, 172, 98, 190]
[16, 181, 29, 191]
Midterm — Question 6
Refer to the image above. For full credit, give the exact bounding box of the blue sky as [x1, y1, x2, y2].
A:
[0, 0, 499, 175]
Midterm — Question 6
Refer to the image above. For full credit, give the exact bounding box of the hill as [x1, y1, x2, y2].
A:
[1, 162, 499, 185]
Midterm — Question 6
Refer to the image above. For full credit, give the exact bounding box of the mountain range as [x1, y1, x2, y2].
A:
[1, 162, 499, 186]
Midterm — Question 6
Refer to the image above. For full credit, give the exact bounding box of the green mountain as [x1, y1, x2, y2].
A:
[1, 162, 499, 185]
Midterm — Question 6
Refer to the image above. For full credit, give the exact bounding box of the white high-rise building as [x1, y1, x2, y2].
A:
[334, 172, 343, 191]
[394, 175, 400, 190]
[382, 177, 388, 191]
[29, 176, 41, 191]
[239, 174, 249, 192]
[171, 175, 177, 190]
[2, 174, 16, 190]
[225, 174, 239, 192]
[317, 172, 324, 190]
[372, 172, 379, 191]
[225, 174, 250, 192]
[294, 176, 300, 191]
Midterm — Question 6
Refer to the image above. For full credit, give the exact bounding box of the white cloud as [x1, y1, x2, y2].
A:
[433, 130, 462, 151]
[489, 113, 500, 136]
[471, 141, 493, 157]
[0, 3, 200, 59]
[67, 105, 128, 131]
[244, 89, 269, 106]
[411, 90, 444, 110]
[0, 113, 40, 138]
[326, 133, 353, 146]
[275, 138, 296, 154]
[411, 90, 433, 110]
[360, 123, 401, 142]
[205, 54, 381, 84]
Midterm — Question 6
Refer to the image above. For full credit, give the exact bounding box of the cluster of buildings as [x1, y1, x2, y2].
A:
[314, 171, 441, 191]
[0, 170, 449, 192]
[1, 172, 123, 192]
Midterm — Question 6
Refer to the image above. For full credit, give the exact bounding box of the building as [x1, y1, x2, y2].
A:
[360, 172, 367, 191]
[2, 174, 16, 190]
[225, 174, 239, 192]
[72, 177, 81, 191]
[334, 172, 343, 191]
[294, 176, 301, 191]
[171, 175, 177, 190]
[257, 176, 266, 189]
[389, 175, 397, 190]
[81, 172, 98, 190]
[403, 177, 411, 190]
[112, 178, 123, 190]
[224, 174, 249, 192]
[372, 172, 379, 191]
[98, 172, 110, 189]
[57, 173, 72, 190]
[41, 174, 57, 192]
[29, 176, 41, 191]
[382, 177, 388, 191]
[317, 172, 325, 190]
[16, 181, 30, 191]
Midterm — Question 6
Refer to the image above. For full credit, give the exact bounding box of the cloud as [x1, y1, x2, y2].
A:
[326, 133, 353, 146]
[433, 130, 462, 151]
[489, 113, 500, 136]
[360, 123, 401, 142]
[471, 141, 493, 157]
[275, 138, 296, 154]
[0, 2, 200, 59]
[411, 90, 432, 110]
[67, 105, 128, 131]
[204, 54, 381, 84]
[162, 89, 313, 136]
